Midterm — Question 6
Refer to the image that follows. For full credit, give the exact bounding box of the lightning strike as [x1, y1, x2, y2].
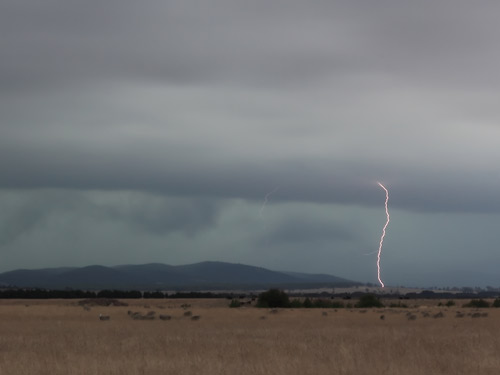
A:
[259, 186, 279, 217]
[377, 182, 390, 288]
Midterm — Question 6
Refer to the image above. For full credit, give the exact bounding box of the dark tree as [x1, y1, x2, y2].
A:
[463, 299, 490, 308]
[355, 294, 384, 308]
[257, 289, 290, 308]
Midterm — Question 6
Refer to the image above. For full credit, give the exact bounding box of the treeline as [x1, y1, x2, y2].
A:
[3, 287, 499, 301]
[252, 289, 385, 308]
[463, 299, 500, 308]
[252, 289, 500, 309]
[0, 289, 254, 299]
[289, 290, 500, 300]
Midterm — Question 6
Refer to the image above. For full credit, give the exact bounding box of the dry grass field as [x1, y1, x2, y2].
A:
[1, 298, 499, 375]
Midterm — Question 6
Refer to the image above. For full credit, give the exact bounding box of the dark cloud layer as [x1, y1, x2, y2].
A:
[0, 190, 220, 245]
[2, 1, 500, 286]
[1, 143, 499, 213]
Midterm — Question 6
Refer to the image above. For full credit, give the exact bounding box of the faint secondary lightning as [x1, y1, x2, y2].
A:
[377, 182, 390, 288]
[259, 186, 279, 218]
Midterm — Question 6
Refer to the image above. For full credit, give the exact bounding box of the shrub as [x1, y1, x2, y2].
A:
[229, 299, 241, 308]
[445, 300, 455, 307]
[288, 298, 345, 308]
[355, 294, 384, 308]
[257, 289, 290, 308]
[331, 300, 344, 308]
[463, 299, 490, 308]
[493, 299, 500, 308]
[289, 299, 304, 308]
[303, 297, 313, 308]
[313, 299, 333, 308]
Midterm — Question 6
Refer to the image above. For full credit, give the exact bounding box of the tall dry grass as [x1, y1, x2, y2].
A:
[0, 299, 499, 375]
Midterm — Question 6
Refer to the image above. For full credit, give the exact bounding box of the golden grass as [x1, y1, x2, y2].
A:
[0, 299, 499, 375]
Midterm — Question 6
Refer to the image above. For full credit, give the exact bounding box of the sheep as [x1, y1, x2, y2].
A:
[99, 314, 110, 321]
[130, 312, 155, 320]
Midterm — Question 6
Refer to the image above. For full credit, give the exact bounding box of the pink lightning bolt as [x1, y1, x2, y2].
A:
[377, 182, 390, 288]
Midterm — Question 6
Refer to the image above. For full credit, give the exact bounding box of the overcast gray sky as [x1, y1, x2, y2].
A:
[2, 1, 500, 287]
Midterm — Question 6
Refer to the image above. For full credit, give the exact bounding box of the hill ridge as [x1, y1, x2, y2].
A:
[0, 261, 360, 290]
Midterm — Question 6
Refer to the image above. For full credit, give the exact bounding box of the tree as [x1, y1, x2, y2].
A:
[355, 294, 384, 308]
[257, 289, 290, 308]
[229, 299, 241, 308]
[463, 299, 490, 308]
[303, 297, 313, 308]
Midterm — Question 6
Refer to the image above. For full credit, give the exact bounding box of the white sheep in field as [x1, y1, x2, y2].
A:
[99, 314, 110, 321]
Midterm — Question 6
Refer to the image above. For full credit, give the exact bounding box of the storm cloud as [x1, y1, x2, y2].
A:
[1, 1, 500, 286]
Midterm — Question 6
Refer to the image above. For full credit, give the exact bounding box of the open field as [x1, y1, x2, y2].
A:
[1, 298, 499, 375]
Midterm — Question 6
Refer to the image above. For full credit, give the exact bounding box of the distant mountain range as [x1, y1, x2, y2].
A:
[0, 261, 361, 290]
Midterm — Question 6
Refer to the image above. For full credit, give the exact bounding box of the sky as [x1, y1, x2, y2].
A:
[1, 1, 500, 287]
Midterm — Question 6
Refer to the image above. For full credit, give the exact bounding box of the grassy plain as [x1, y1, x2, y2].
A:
[0, 298, 499, 375]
